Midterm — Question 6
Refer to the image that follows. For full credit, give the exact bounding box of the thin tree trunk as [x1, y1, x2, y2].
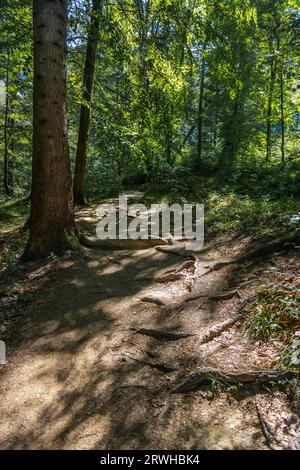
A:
[23, 0, 76, 261]
[196, 59, 205, 169]
[180, 125, 195, 151]
[73, 0, 102, 205]
[279, 69, 285, 164]
[220, 98, 240, 173]
[266, 55, 275, 161]
[3, 53, 10, 196]
[276, 37, 285, 164]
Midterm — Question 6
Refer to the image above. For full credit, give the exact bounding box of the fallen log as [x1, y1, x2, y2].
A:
[196, 314, 242, 346]
[172, 368, 295, 393]
[131, 327, 195, 341]
[206, 231, 300, 274]
[80, 235, 170, 250]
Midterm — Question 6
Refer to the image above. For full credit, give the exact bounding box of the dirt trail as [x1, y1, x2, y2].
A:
[0, 195, 299, 450]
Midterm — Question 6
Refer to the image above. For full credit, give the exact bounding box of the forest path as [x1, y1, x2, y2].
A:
[0, 195, 299, 450]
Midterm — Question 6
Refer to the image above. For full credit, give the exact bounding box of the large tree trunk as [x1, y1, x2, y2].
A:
[22, 0, 76, 261]
[73, 0, 102, 206]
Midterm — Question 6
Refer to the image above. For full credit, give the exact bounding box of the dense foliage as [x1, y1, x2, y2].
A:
[0, 0, 299, 199]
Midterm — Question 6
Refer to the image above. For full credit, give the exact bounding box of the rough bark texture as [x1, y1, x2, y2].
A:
[23, 0, 76, 261]
[172, 369, 295, 393]
[131, 328, 195, 341]
[196, 314, 242, 346]
[73, 0, 102, 205]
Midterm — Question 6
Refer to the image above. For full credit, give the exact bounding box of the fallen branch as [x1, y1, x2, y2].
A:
[81, 235, 170, 250]
[131, 327, 195, 341]
[172, 368, 295, 393]
[196, 314, 243, 346]
[255, 402, 275, 450]
[205, 232, 300, 274]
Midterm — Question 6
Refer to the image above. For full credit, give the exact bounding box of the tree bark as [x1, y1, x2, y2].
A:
[279, 69, 285, 164]
[180, 125, 195, 151]
[172, 369, 295, 393]
[266, 54, 275, 161]
[196, 60, 205, 169]
[220, 98, 240, 173]
[277, 37, 285, 164]
[3, 53, 12, 196]
[22, 0, 76, 260]
[73, 0, 102, 205]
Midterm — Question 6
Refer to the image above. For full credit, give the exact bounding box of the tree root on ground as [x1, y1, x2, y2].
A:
[118, 352, 177, 373]
[130, 327, 195, 341]
[205, 232, 300, 274]
[155, 273, 184, 283]
[172, 369, 295, 393]
[80, 235, 170, 250]
[196, 314, 243, 346]
[186, 289, 239, 303]
[156, 244, 199, 258]
[140, 296, 167, 306]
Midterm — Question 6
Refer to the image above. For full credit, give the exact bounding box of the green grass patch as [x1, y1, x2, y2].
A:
[0, 198, 29, 272]
[0, 197, 30, 234]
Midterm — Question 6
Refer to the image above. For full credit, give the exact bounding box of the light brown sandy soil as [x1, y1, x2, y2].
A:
[0, 197, 300, 450]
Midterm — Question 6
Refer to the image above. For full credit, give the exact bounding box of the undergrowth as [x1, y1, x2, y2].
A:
[245, 283, 300, 369]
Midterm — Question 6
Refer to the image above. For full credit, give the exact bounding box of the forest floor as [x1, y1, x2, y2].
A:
[0, 191, 300, 450]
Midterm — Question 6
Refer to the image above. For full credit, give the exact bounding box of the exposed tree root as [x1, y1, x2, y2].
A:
[130, 327, 195, 341]
[80, 235, 170, 250]
[113, 383, 149, 392]
[158, 258, 198, 287]
[172, 368, 295, 393]
[140, 295, 167, 306]
[205, 232, 300, 273]
[119, 352, 177, 373]
[186, 289, 239, 303]
[155, 273, 183, 283]
[155, 244, 198, 258]
[196, 314, 243, 346]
